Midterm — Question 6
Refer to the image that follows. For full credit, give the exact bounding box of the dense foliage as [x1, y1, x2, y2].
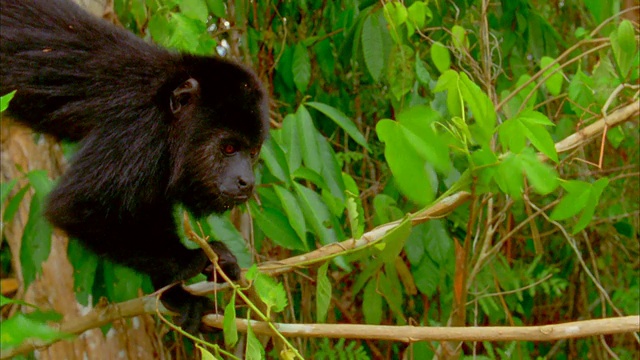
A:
[2, 0, 638, 359]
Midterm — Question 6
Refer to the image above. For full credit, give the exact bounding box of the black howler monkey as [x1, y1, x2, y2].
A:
[0, 0, 269, 333]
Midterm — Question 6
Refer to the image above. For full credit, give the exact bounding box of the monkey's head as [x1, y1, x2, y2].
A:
[165, 57, 270, 217]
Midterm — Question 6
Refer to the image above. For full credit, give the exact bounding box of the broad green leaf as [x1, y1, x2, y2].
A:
[498, 118, 526, 154]
[517, 111, 558, 162]
[376, 217, 412, 264]
[540, 56, 564, 96]
[316, 262, 331, 323]
[316, 133, 347, 201]
[273, 186, 307, 245]
[373, 194, 403, 226]
[280, 114, 302, 173]
[292, 44, 311, 93]
[362, 14, 384, 82]
[167, 14, 206, 52]
[260, 137, 290, 184]
[407, 1, 427, 29]
[67, 240, 99, 306]
[451, 25, 468, 50]
[568, 70, 596, 117]
[413, 256, 438, 296]
[295, 105, 322, 172]
[245, 320, 265, 360]
[550, 181, 591, 220]
[1, 312, 69, 349]
[1, 90, 16, 112]
[3, 184, 28, 223]
[206, 0, 226, 18]
[253, 273, 288, 313]
[20, 171, 54, 288]
[103, 261, 143, 302]
[423, 220, 452, 264]
[249, 202, 305, 251]
[459, 73, 496, 147]
[387, 45, 415, 100]
[434, 70, 463, 117]
[179, 0, 209, 23]
[431, 42, 451, 73]
[376, 119, 435, 205]
[611, 20, 637, 78]
[223, 295, 238, 348]
[306, 102, 370, 150]
[363, 279, 383, 324]
[495, 154, 523, 198]
[519, 150, 559, 195]
[197, 345, 217, 360]
[573, 178, 609, 234]
[0, 178, 18, 205]
[396, 105, 450, 172]
[294, 184, 343, 251]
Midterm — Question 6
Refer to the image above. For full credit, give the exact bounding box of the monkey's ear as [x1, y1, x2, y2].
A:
[170, 78, 200, 115]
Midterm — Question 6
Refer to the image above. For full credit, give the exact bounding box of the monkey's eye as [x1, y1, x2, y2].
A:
[222, 144, 237, 155]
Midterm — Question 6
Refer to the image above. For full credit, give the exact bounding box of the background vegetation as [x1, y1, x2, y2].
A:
[1, 0, 639, 359]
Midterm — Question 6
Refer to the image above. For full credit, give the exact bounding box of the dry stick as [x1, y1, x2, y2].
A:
[202, 314, 640, 343]
[4, 101, 638, 358]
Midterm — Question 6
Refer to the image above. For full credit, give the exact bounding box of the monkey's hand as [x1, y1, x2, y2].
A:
[159, 241, 241, 334]
[202, 241, 241, 283]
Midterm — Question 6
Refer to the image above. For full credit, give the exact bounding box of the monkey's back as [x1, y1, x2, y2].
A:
[0, 0, 177, 141]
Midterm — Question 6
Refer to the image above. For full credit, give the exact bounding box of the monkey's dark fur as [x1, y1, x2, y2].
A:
[0, 0, 269, 333]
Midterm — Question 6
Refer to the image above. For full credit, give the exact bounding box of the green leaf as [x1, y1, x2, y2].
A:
[296, 105, 322, 173]
[1, 312, 70, 349]
[206, 0, 226, 18]
[167, 14, 207, 52]
[519, 150, 559, 195]
[517, 110, 558, 162]
[1, 90, 16, 112]
[387, 45, 415, 100]
[253, 273, 288, 313]
[573, 178, 609, 234]
[431, 42, 451, 73]
[280, 114, 302, 173]
[306, 102, 370, 150]
[197, 345, 217, 360]
[3, 184, 28, 223]
[103, 261, 143, 302]
[376, 119, 435, 205]
[451, 25, 468, 50]
[316, 262, 331, 323]
[260, 137, 291, 184]
[273, 185, 307, 244]
[568, 70, 595, 117]
[179, 0, 209, 23]
[292, 44, 311, 93]
[67, 240, 99, 306]
[495, 154, 523, 198]
[362, 279, 382, 324]
[611, 20, 637, 78]
[223, 294, 238, 348]
[245, 319, 265, 360]
[540, 56, 564, 96]
[407, 1, 427, 29]
[249, 201, 305, 251]
[20, 171, 54, 288]
[550, 181, 591, 220]
[434, 70, 463, 117]
[0, 178, 18, 205]
[459, 73, 496, 147]
[294, 184, 341, 248]
[362, 13, 384, 82]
